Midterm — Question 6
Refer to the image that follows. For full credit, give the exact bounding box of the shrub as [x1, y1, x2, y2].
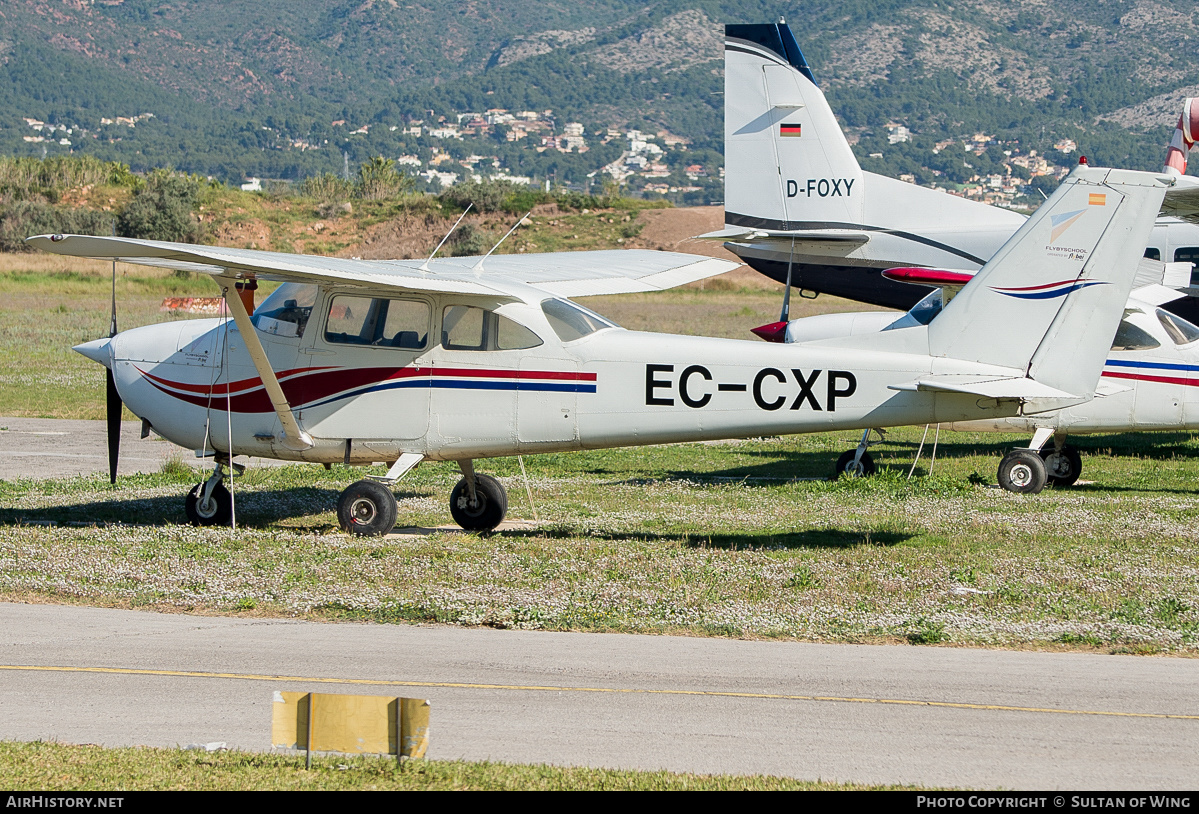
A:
[0, 201, 113, 251]
[354, 157, 413, 200]
[448, 222, 495, 256]
[116, 171, 204, 243]
[439, 179, 517, 213]
[299, 173, 352, 202]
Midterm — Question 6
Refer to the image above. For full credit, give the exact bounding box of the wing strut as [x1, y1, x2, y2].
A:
[216, 277, 314, 451]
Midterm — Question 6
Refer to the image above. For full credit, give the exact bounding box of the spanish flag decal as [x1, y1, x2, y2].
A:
[780, 123, 802, 137]
[1088, 193, 1106, 206]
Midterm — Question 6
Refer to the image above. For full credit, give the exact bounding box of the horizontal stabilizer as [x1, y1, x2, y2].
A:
[888, 374, 1080, 401]
[700, 227, 871, 245]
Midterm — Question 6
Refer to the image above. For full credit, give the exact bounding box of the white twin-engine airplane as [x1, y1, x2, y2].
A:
[34, 165, 1173, 534]
[708, 20, 1199, 492]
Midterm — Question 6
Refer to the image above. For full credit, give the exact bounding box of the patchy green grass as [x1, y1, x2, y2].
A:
[0, 741, 900, 791]
[3, 429, 1199, 652]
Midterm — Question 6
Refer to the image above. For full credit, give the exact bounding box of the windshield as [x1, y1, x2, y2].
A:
[541, 298, 618, 342]
[252, 283, 318, 338]
[1157, 309, 1199, 346]
[883, 288, 943, 331]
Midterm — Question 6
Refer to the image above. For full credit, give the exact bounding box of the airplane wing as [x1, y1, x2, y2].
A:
[25, 235, 741, 299]
[697, 227, 870, 246]
[1161, 180, 1199, 225]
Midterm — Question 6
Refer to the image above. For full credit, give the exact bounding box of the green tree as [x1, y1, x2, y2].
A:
[116, 171, 204, 243]
[354, 156, 413, 200]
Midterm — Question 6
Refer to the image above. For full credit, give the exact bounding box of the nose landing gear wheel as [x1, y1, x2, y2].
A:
[1039, 445, 1082, 487]
[997, 450, 1047, 494]
[450, 474, 507, 531]
[337, 479, 399, 537]
[835, 449, 876, 478]
[185, 482, 232, 526]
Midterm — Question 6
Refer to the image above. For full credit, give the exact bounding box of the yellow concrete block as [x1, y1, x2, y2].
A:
[399, 697, 430, 759]
[309, 692, 395, 755]
[271, 690, 310, 750]
[271, 691, 430, 757]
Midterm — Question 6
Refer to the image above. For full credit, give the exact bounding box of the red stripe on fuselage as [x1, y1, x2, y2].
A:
[137, 366, 336, 395]
[137, 365, 597, 413]
[1102, 370, 1199, 387]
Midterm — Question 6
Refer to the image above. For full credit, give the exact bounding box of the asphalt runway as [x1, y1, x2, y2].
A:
[2, 603, 1197, 789]
[0, 417, 287, 480]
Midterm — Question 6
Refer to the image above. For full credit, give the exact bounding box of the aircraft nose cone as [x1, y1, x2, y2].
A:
[73, 338, 113, 369]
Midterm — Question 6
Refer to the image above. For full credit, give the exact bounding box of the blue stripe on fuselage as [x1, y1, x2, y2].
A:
[1104, 358, 1199, 373]
[305, 378, 597, 410]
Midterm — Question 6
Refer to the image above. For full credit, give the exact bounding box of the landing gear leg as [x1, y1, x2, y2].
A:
[450, 459, 508, 531]
[835, 428, 882, 478]
[185, 460, 236, 526]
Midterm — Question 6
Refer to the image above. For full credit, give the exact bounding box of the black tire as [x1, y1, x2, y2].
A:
[185, 482, 232, 526]
[997, 450, 1047, 495]
[337, 479, 398, 537]
[1039, 445, 1082, 487]
[835, 449, 876, 478]
[449, 474, 507, 531]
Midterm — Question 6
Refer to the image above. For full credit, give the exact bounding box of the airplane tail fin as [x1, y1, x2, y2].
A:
[929, 165, 1172, 399]
[724, 22, 864, 231]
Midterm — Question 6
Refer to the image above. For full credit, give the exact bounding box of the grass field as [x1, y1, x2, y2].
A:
[1, 258, 1198, 654]
[3, 429, 1197, 652]
[0, 741, 908, 790]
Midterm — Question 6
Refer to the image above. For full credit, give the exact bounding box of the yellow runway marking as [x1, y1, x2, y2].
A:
[4, 664, 1197, 722]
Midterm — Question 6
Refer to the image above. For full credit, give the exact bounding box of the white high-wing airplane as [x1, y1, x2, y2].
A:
[36, 164, 1172, 534]
[707, 19, 1199, 492]
[706, 21, 1199, 313]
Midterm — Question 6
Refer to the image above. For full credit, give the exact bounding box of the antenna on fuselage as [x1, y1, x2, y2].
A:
[472, 210, 533, 273]
[780, 236, 796, 322]
[419, 203, 472, 272]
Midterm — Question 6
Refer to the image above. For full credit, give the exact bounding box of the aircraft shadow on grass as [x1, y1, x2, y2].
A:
[502, 525, 913, 550]
[590, 431, 1199, 488]
[1, 486, 418, 530]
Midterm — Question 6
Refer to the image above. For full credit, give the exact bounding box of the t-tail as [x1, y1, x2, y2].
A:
[719, 20, 1026, 310]
[724, 21, 864, 231]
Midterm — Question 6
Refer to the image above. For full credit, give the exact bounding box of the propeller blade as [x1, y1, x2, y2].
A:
[106, 368, 121, 484]
[107, 251, 119, 484]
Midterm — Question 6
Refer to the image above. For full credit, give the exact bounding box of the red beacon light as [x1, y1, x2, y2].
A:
[1079, 155, 1088, 165]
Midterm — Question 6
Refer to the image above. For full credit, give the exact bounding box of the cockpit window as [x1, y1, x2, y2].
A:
[1110, 319, 1160, 351]
[441, 305, 543, 351]
[1157, 309, 1199, 346]
[541, 298, 618, 342]
[324, 295, 429, 349]
[252, 283, 318, 338]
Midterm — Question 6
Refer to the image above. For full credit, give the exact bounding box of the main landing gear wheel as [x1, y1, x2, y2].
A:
[450, 474, 507, 532]
[1039, 445, 1082, 487]
[337, 479, 399, 537]
[835, 449, 876, 478]
[185, 482, 232, 526]
[997, 450, 1047, 495]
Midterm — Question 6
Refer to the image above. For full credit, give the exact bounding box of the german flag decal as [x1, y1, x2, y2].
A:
[1088, 193, 1106, 206]
[780, 123, 802, 137]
